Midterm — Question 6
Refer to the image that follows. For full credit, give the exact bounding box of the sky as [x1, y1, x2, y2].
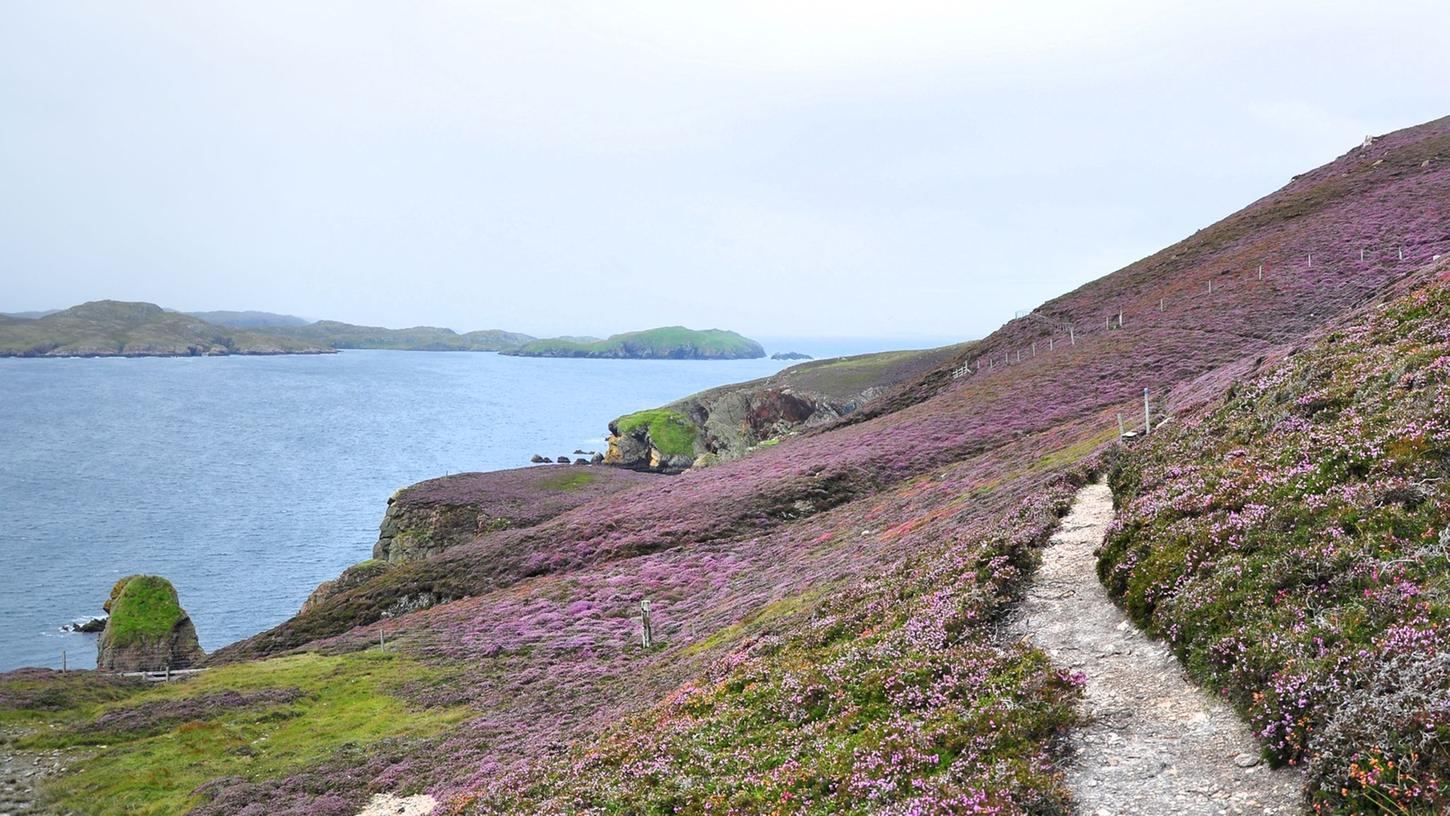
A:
[2, 2, 1448, 342]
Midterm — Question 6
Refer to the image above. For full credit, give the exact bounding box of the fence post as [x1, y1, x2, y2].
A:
[62, 650, 66, 673]
[1049, 336, 1055, 351]
[1258, 264, 1263, 280]
[1143, 388, 1151, 434]
[1117, 310, 1123, 328]
[1117, 413, 1126, 438]
[1208, 280, 1214, 294]
[1069, 325, 1076, 345]
[640, 599, 653, 649]
[1105, 315, 1111, 331]
[1031, 341, 1036, 356]
[1400, 248, 1406, 261]
[1308, 252, 1313, 267]
[1159, 298, 1164, 312]
[1361, 248, 1366, 261]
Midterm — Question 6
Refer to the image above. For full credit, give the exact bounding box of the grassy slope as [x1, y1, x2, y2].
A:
[0, 301, 331, 357]
[505, 326, 766, 359]
[268, 320, 535, 351]
[6, 116, 1450, 813]
[0, 652, 469, 816]
[1100, 264, 1450, 814]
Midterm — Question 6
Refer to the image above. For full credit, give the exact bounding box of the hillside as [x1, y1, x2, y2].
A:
[0, 301, 333, 357]
[185, 310, 311, 329]
[605, 343, 969, 470]
[3, 115, 1449, 815]
[502, 326, 765, 359]
[266, 320, 535, 352]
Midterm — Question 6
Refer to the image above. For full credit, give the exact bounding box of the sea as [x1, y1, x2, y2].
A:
[0, 339, 947, 672]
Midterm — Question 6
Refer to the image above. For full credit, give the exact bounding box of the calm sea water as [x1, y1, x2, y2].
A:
[0, 350, 800, 671]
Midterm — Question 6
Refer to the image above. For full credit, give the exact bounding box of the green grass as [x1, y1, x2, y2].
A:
[538, 470, 601, 491]
[616, 409, 698, 459]
[505, 326, 764, 359]
[17, 651, 469, 815]
[105, 576, 187, 647]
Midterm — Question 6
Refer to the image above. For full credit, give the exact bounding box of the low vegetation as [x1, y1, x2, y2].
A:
[0, 301, 332, 357]
[2, 651, 469, 816]
[1101, 271, 1450, 813]
[504, 326, 765, 359]
[614, 408, 699, 459]
[104, 576, 188, 647]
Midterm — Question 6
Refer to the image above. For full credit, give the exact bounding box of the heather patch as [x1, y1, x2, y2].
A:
[0, 668, 144, 719]
[1100, 271, 1450, 813]
[460, 481, 1086, 815]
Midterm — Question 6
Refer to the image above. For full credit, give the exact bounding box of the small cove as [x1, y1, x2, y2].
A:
[0, 350, 797, 671]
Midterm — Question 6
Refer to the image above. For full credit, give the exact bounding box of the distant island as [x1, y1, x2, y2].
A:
[0, 301, 333, 358]
[1, 305, 765, 360]
[771, 351, 812, 360]
[502, 326, 765, 359]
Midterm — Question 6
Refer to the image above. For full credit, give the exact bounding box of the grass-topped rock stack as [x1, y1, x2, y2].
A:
[96, 575, 205, 672]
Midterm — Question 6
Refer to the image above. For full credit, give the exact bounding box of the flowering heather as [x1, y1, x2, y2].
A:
[1101, 266, 1450, 813]
[388, 466, 664, 527]
[9, 117, 1450, 814]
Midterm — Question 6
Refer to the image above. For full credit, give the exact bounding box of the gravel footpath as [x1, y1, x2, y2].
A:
[1014, 481, 1302, 815]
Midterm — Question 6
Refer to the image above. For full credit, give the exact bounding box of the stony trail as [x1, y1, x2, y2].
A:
[1015, 481, 1302, 815]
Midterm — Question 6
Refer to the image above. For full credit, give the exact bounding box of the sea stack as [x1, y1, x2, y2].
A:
[95, 575, 205, 672]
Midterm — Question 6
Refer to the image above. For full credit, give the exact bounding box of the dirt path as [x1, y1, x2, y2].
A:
[1015, 481, 1302, 815]
[0, 727, 66, 816]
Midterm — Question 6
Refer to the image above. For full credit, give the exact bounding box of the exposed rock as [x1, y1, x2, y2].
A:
[771, 351, 813, 360]
[555, 455, 570, 464]
[299, 559, 393, 614]
[573, 458, 589, 465]
[369, 467, 666, 564]
[96, 575, 205, 672]
[590, 452, 604, 465]
[530, 454, 548, 464]
[64, 616, 108, 633]
[603, 344, 967, 471]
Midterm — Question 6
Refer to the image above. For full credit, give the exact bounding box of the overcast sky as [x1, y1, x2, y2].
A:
[2, 2, 1447, 341]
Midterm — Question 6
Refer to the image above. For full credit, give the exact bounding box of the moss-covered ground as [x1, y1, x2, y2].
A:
[1, 651, 469, 815]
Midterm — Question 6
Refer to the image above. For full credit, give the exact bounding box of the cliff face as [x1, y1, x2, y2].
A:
[605, 345, 969, 471]
[95, 576, 204, 672]
[371, 466, 666, 565]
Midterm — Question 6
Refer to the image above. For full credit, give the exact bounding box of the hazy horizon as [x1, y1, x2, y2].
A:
[4, 2, 1449, 340]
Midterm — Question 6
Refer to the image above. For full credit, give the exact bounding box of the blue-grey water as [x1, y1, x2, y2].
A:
[0, 350, 801, 672]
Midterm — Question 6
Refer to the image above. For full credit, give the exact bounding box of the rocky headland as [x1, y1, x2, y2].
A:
[604, 344, 968, 471]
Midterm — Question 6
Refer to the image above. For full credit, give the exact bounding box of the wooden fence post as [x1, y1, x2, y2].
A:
[1143, 388, 1151, 434]
[1117, 413, 1126, 438]
[1117, 310, 1123, 328]
[1159, 298, 1164, 312]
[640, 600, 654, 649]
[1069, 325, 1076, 345]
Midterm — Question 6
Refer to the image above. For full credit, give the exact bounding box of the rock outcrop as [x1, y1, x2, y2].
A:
[95, 575, 205, 672]
[371, 466, 665, 564]
[605, 344, 969, 471]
